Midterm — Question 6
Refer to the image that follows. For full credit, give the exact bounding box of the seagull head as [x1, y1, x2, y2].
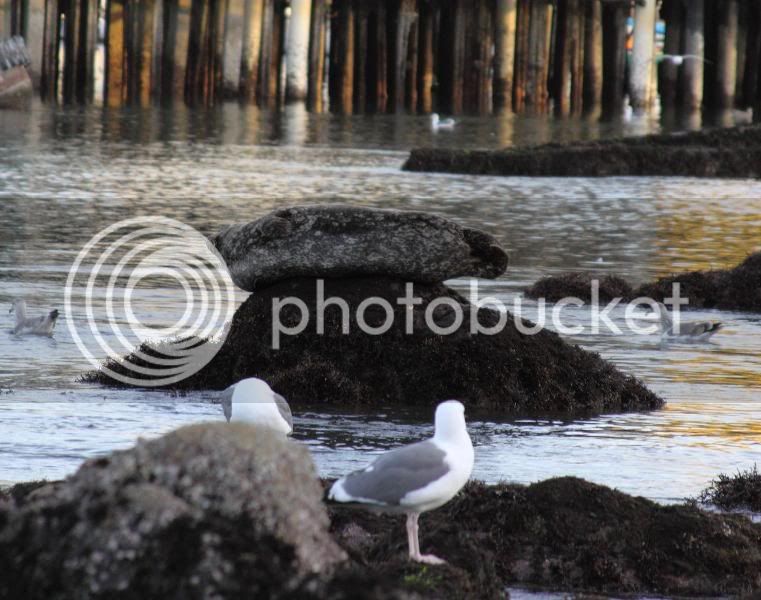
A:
[228, 377, 292, 435]
[431, 113, 440, 125]
[433, 400, 468, 442]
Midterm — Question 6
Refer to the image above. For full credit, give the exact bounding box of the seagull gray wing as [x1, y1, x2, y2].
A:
[339, 440, 449, 506]
[220, 385, 234, 422]
[683, 321, 722, 336]
[273, 393, 293, 430]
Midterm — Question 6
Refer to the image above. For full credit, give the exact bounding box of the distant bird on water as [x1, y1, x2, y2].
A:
[220, 377, 293, 435]
[657, 54, 712, 66]
[328, 400, 474, 565]
[9, 299, 59, 336]
[656, 302, 723, 341]
[430, 113, 455, 131]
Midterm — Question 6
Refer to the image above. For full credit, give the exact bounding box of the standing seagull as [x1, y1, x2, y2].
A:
[328, 400, 474, 565]
[220, 377, 293, 435]
[9, 299, 59, 336]
[656, 302, 723, 340]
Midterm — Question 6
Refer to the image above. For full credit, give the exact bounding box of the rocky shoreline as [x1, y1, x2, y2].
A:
[403, 124, 761, 178]
[525, 252, 761, 313]
[2, 426, 760, 599]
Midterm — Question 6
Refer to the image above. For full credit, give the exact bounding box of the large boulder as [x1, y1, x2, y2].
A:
[87, 276, 663, 416]
[212, 205, 508, 290]
[0, 423, 345, 599]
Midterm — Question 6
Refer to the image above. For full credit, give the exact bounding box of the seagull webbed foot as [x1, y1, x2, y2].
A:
[411, 552, 446, 565]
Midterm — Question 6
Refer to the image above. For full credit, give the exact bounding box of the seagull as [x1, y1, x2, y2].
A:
[657, 54, 712, 66]
[328, 400, 474, 565]
[219, 377, 293, 435]
[430, 113, 455, 131]
[9, 299, 59, 336]
[656, 302, 723, 340]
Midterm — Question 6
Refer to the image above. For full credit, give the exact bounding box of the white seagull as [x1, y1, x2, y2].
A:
[657, 54, 711, 66]
[328, 400, 474, 565]
[219, 377, 293, 435]
[9, 299, 59, 336]
[430, 113, 455, 131]
[656, 302, 723, 340]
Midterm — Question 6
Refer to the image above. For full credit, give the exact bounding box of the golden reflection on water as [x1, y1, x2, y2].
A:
[652, 195, 761, 275]
[657, 403, 761, 446]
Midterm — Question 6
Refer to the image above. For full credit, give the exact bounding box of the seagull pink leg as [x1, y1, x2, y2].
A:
[408, 513, 446, 565]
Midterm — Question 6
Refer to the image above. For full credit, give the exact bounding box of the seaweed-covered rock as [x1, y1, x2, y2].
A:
[329, 477, 761, 597]
[212, 205, 508, 290]
[403, 125, 761, 178]
[698, 465, 761, 512]
[0, 423, 345, 600]
[525, 272, 633, 303]
[523, 252, 761, 312]
[87, 276, 662, 416]
[636, 252, 761, 311]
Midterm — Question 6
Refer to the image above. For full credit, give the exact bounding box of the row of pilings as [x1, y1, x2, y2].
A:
[1, 0, 760, 116]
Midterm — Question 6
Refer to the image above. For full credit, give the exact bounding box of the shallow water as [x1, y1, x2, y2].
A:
[0, 102, 759, 503]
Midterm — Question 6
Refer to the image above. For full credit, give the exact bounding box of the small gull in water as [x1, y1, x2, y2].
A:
[430, 113, 455, 131]
[656, 302, 723, 340]
[220, 377, 293, 435]
[9, 299, 59, 336]
[328, 400, 474, 565]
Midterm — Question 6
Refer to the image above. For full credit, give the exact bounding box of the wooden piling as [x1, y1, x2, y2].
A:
[330, 0, 353, 113]
[629, 0, 657, 112]
[582, 0, 602, 113]
[239, 0, 263, 101]
[741, 0, 761, 109]
[601, 0, 627, 117]
[61, 0, 82, 104]
[681, 0, 704, 110]
[465, 0, 493, 115]
[553, 0, 584, 115]
[417, 0, 434, 113]
[404, 7, 419, 112]
[391, 0, 417, 112]
[353, 0, 369, 114]
[223, 0, 245, 97]
[715, 0, 738, 109]
[494, 0, 517, 110]
[513, 0, 530, 112]
[659, 0, 682, 109]
[526, 0, 551, 113]
[106, 0, 126, 105]
[40, 0, 60, 100]
[369, 2, 387, 112]
[306, 0, 326, 111]
[285, 0, 311, 101]
[138, 0, 156, 105]
[257, 0, 274, 103]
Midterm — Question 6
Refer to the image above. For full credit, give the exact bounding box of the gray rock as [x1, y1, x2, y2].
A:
[0, 423, 345, 599]
[212, 205, 508, 290]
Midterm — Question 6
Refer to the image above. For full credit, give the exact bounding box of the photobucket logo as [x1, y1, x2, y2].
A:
[65, 216, 236, 386]
[271, 279, 688, 348]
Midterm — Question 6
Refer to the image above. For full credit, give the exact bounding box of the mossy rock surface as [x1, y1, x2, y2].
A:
[85, 276, 662, 417]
